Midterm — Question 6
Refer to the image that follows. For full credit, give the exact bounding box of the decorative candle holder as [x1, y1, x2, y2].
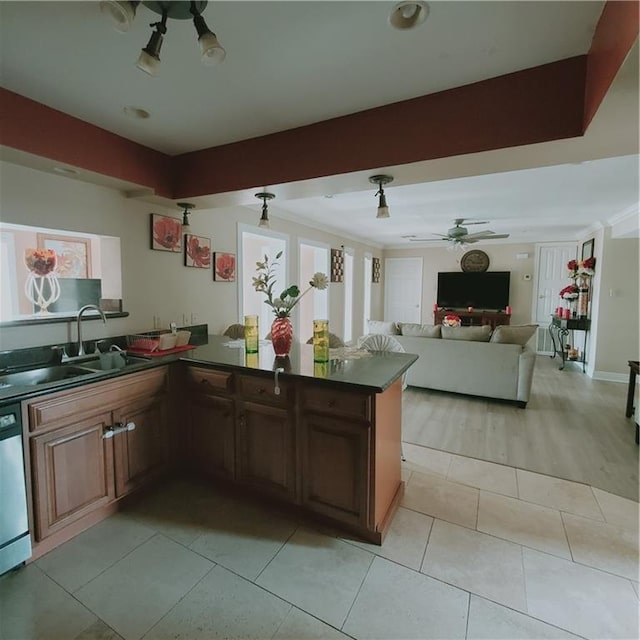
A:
[244, 315, 259, 354]
[24, 248, 60, 314]
[313, 319, 330, 363]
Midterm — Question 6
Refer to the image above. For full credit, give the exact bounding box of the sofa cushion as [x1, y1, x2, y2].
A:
[399, 323, 441, 338]
[441, 325, 492, 342]
[490, 324, 538, 346]
[367, 320, 399, 335]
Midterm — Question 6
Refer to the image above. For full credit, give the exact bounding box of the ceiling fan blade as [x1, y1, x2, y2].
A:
[463, 220, 490, 226]
[463, 232, 510, 241]
[408, 238, 448, 242]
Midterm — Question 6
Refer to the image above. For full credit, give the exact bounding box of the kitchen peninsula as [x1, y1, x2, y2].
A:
[13, 333, 416, 562]
[181, 336, 417, 544]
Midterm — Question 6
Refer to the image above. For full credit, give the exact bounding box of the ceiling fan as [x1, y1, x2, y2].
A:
[407, 218, 510, 245]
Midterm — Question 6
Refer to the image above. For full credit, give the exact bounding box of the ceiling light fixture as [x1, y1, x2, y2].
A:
[255, 192, 275, 229]
[101, 1, 225, 76]
[389, 1, 429, 30]
[178, 202, 195, 227]
[368, 175, 394, 219]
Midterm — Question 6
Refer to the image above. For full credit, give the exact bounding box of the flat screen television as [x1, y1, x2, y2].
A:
[437, 272, 510, 310]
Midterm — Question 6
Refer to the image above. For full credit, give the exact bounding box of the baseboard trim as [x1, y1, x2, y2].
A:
[592, 370, 634, 383]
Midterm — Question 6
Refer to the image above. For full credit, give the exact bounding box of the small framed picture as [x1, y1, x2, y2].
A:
[581, 238, 594, 261]
[214, 252, 236, 282]
[150, 214, 182, 252]
[37, 233, 91, 278]
[184, 234, 211, 268]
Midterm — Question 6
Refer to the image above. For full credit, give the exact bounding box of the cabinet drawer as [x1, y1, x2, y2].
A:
[302, 385, 370, 420]
[237, 374, 291, 406]
[186, 367, 233, 395]
[28, 368, 168, 433]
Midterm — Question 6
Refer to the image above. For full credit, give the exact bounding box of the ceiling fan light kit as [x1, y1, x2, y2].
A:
[368, 174, 394, 219]
[101, 0, 225, 75]
[408, 218, 510, 246]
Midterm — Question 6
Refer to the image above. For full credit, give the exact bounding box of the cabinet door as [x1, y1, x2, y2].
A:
[236, 401, 296, 501]
[113, 394, 169, 497]
[31, 411, 115, 541]
[301, 412, 371, 528]
[189, 393, 235, 479]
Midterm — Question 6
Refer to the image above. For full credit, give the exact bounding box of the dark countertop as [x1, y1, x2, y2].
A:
[0, 335, 417, 404]
[182, 336, 418, 393]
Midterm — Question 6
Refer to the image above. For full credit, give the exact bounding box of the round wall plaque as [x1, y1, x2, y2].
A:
[461, 249, 490, 272]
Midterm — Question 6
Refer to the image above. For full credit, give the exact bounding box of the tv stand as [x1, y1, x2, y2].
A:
[434, 309, 510, 330]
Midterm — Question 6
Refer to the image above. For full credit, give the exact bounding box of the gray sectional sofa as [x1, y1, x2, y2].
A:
[363, 321, 537, 407]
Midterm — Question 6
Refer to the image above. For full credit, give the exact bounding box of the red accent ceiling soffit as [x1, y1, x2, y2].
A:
[584, 0, 640, 129]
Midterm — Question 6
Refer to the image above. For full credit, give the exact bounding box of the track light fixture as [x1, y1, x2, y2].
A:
[368, 175, 394, 219]
[178, 202, 195, 228]
[255, 192, 275, 229]
[101, 1, 225, 76]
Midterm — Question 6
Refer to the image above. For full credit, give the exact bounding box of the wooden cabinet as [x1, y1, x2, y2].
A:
[186, 366, 235, 479]
[235, 373, 296, 501]
[26, 367, 170, 543]
[434, 309, 510, 329]
[113, 393, 170, 497]
[300, 410, 371, 528]
[31, 411, 115, 540]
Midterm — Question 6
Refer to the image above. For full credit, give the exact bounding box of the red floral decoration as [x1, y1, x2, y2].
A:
[567, 259, 578, 271]
[581, 257, 596, 270]
[215, 253, 236, 281]
[24, 248, 57, 276]
[442, 313, 461, 327]
[153, 216, 181, 250]
[559, 284, 579, 299]
[186, 235, 211, 268]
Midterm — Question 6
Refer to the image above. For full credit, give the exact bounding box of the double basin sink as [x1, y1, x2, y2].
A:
[0, 353, 149, 389]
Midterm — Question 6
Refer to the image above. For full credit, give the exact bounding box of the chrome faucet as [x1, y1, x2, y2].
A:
[76, 304, 107, 356]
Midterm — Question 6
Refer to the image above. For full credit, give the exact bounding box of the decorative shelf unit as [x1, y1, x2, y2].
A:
[548, 315, 590, 372]
[434, 310, 511, 330]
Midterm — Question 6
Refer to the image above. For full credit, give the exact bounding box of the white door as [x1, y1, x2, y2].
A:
[534, 244, 577, 324]
[384, 257, 422, 323]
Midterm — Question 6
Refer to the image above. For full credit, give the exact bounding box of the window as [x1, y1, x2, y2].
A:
[298, 241, 329, 340]
[239, 224, 288, 339]
[363, 253, 372, 335]
[343, 247, 354, 343]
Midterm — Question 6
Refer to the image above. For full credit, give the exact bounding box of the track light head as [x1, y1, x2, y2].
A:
[178, 202, 195, 228]
[136, 12, 167, 76]
[193, 14, 226, 65]
[100, 0, 139, 33]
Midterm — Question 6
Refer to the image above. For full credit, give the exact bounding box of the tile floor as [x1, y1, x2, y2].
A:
[1, 444, 638, 640]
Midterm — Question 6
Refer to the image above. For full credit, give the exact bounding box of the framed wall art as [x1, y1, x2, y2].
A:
[372, 257, 381, 283]
[150, 213, 182, 252]
[184, 234, 211, 268]
[37, 233, 91, 278]
[581, 238, 594, 261]
[330, 248, 344, 282]
[214, 252, 236, 281]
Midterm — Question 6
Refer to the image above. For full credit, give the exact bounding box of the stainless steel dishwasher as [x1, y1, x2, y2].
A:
[0, 402, 31, 575]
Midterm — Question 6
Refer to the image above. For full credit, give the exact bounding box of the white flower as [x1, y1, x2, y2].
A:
[310, 272, 329, 290]
[272, 298, 284, 308]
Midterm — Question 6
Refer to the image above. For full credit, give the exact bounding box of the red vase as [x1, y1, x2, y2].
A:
[271, 317, 293, 357]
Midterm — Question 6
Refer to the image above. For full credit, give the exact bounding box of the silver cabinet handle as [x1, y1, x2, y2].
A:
[274, 367, 285, 395]
[103, 421, 136, 439]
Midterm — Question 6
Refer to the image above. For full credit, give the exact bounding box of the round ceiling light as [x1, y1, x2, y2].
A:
[389, 1, 429, 30]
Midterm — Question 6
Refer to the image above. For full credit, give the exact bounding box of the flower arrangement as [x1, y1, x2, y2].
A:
[24, 248, 57, 276]
[253, 252, 328, 317]
[567, 257, 596, 279]
[442, 313, 461, 327]
[559, 284, 579, 300]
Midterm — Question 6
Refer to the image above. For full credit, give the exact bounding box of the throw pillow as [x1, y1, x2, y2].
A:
[367, 320, 399, 335]
[399, 323, 441, 338]
[441, 325, 492, 342]
[490, 324, 538, 345]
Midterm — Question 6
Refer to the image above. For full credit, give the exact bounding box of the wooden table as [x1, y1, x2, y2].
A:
[626, 360, 639, 444]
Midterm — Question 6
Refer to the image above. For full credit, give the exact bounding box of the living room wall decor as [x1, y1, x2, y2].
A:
[372, 257, 381, 283]
[331, 248, 344, 282]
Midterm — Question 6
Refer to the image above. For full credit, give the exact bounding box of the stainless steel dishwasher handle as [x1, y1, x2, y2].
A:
[274, 367, 285, 395]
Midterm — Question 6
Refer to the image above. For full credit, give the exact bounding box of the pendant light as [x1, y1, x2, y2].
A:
[368, 175, 394, 219]
[178, 202, 195, 227]
[255, 192, 275, 229]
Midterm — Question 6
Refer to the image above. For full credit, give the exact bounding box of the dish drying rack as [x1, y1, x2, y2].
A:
[126, 334, 160, 352]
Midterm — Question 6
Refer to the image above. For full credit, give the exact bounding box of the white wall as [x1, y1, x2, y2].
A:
[382, 244, 537, 326]
[0, 162, 382, 349]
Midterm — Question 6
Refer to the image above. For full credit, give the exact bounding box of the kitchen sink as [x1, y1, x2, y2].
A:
[79, 354, 149, 371]
[0, 365, 97, 387]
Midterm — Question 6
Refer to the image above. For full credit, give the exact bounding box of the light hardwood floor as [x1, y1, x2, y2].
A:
[402, 354, 639, 501]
